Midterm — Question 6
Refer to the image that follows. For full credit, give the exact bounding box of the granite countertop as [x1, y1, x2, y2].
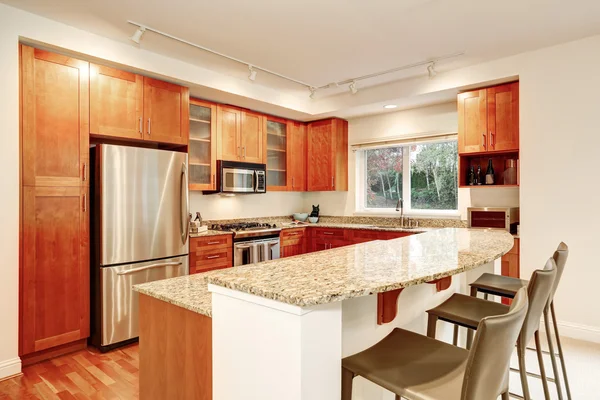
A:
[206, 228, 513, 307]
[135, 228, 514, 313]
[189, 230, 233, 238]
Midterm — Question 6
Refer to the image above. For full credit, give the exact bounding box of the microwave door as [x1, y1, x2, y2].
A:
[222, 168, 255, 193]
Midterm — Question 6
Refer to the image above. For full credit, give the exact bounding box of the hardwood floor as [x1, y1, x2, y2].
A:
[0, 344, 139, 399]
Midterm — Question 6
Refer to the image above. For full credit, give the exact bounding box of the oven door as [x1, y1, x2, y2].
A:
[222, 168, 256, 193]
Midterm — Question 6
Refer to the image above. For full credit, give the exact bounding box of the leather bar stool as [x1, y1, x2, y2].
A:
[470, 243, 571, 400]
[426, 258, 557, 400]
[341, 287, 528, 400]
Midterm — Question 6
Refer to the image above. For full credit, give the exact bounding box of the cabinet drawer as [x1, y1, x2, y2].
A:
[281, 228, 306, 239]
[191, 235, 232, 253]
[312, 228, 345, 239]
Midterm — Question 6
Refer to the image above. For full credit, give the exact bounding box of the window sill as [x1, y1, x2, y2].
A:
[354, 210, 462, 219]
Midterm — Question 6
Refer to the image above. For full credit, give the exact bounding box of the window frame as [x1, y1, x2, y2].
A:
[355, 139, 460, 218]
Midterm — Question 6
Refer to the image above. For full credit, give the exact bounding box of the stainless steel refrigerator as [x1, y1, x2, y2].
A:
[90, 144, 189, 351]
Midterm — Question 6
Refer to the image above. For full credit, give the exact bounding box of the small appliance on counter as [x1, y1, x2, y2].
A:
[203, 160, 266, 194]
[467, 207, 520, 234]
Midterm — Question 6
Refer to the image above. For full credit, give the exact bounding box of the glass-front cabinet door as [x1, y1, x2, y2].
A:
[189, 99, 217, 191]
[266, 117, 289, 191]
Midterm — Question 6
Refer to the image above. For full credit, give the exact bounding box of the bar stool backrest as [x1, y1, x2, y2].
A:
[547, 242, 568, 309]
[520, 258, 557, 345]
[461, 287, 528, 400]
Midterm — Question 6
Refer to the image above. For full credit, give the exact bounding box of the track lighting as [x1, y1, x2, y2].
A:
[248, 65, 257, 81]
[309, 87, 317, 99]
[130, 26, 146, 44]
[427, 62, 437, 79]
[349, 81, 358, 94]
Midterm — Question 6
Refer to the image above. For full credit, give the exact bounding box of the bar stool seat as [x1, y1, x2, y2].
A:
[427, 293, 508, 330]
[342, 328, 470, 400]
[470, 273, 528, 298]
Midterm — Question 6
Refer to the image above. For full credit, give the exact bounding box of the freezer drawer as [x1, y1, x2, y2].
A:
[100, 255, 188, 346]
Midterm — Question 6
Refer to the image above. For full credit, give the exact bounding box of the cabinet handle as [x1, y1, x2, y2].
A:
[482, 133, 486, 149]
[238, 146, 241, 158]
[243, 147, 246, 159]
[490, 130, 495, 148]
[287, 232, 299, 236]
[82, 194, 87, 212]
[332, 176, 335, 188]
[207, 241, 221, 245]
[323, 232, 334, 235]
[292, 177, 295, 189]
[139, 117, 142, 134]
[206, 255, 220, 259]
[82, 163, 87, 182]
[148, 118, 151, 135]
[212, 174, 215, 185]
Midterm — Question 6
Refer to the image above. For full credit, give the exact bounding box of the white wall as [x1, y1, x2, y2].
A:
[190, 192, 304, 220]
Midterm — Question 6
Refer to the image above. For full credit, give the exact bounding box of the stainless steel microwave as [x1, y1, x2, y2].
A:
[467, 207, 519, 234]
[205, 160, 266, 194]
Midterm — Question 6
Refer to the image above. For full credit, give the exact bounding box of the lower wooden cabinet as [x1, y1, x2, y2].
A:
[20, 186, 90, 356]
[501, 238, 520, 305]
[280, 228, 307, 257]
[189, 235, 233, 274]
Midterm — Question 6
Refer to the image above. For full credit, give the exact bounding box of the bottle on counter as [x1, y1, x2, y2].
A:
[476, 165, 482, 185]
[485, 159, 495, 185]
[468, 166, 475, 186]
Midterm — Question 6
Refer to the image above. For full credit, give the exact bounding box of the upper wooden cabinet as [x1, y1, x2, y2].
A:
[458, 82, 519, 154]
[307, 118, 348, 191]
[287, 121, 307, 192]
[90, 64, 143, 140]
[189, 99, 217, 191]
[143, 77, 189, 145]
[265, 117, 288, 191]
[217, 105, 265, 163]
[89, 66, 189, 146]
[21, 186, 89, 356]
[21, 46, 89, 187]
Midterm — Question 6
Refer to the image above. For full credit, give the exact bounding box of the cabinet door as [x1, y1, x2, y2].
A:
[189, 99, 217, 191]
[488, 82, 519, 152]
[143, 77, 189, 145]
[90, 64, 143, 140]
[21, 46, 89, 187]
[217, 106, 241, 161]
[307, 120, 334, 191]
[21, 186, 89, 355]
[241, 111, 265, 164]
[458, 89, 487, 154]
[266, 118, 288, 190]
[288, 121, 307, 191]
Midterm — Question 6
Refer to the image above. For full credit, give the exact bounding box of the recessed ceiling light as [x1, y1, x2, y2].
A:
[383, 104, 398, 109]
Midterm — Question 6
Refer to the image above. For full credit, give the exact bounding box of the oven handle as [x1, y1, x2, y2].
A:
[235, 244, 251, 249]
[265, 240, 279, 246]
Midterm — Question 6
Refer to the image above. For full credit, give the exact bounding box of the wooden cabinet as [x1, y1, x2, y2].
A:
[21, 46, 89, 187]
[458, 82, 519, 155]
[189, 235, 233, 274]
[307, 118, 348, 191]
[21, 186, 89, 355]
[143, 77, 189, 145]
[287, 121, 307, 191]
[266, 117, 289, 190]
[501, 238, 520, 305]
[217, 105, 265, 163]
[90, 64, 143, 140]
[280, 228, 307, 257]
[189, 99, 217, 191]
[89, 66, 189, 145]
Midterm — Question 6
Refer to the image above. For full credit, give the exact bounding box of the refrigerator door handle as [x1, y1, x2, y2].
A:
[116, 261, 183, 275]
[180, 163, 190, 245]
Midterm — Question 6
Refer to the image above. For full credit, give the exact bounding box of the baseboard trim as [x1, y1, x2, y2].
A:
[0, 357, 22, 380]
[541, 319, 600, 344]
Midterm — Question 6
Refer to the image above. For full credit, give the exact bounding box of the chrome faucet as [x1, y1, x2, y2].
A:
[396, 198, 405, 227]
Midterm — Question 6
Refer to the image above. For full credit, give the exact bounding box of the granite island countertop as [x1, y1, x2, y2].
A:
[134, 228, 514, 313]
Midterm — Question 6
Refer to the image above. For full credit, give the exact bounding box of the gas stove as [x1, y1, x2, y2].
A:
[209, 222, 282, 240]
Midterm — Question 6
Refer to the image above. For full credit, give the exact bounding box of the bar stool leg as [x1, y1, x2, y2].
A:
[501, 392, 509, 400]
[470, 286, 478, 297]
[534, 331, 552, 400]
[466, 328, 473, 350]
[426, 314, 438, 338]
[453, 324, 459, 346]
[341, 367, 354, 400]
[517, 343, 532, 400]
[551, 302, 573, 400]
[544, 311, 564, 400]
[483, 293, 489, 300]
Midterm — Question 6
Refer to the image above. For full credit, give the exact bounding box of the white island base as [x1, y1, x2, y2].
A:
[209, 260, 497, 400]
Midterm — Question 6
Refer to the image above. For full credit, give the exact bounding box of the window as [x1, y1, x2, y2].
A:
[359, 140, 458, 214]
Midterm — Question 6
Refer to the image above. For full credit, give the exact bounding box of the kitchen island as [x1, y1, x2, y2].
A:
[134, 228, 514, 400]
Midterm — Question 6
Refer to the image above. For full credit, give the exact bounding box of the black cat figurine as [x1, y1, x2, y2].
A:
[310, 205, 320, 218]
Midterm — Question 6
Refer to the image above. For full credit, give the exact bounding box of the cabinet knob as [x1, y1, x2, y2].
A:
[148, 118, 151, 135]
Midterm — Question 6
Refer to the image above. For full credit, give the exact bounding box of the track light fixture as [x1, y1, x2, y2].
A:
[427, 62, 437, 79]
[349, 81, 358, 95]
[130, 26, 146, 44]
[309, 87, 317, 99]
[248, 65, 257, 81]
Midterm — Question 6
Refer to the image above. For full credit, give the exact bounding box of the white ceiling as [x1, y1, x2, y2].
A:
[5, 0, 600, 118]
